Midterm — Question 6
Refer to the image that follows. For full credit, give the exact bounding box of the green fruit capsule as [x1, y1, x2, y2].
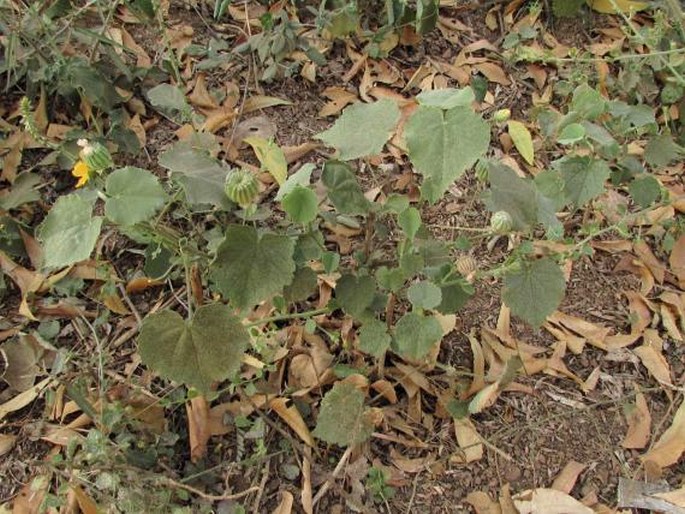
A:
[474, 159, 489, 182]
[490, 210, 513, 235]
[79, 140, 113, 172]
[492, 108, 511, 123]
[225, 169, 259, 207]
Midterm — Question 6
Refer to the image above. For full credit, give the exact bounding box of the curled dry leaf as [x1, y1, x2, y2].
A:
[622, 390, 651, 449]
[551, 460, 586, 494]
[0, 433, 17, 457]
[655, 486, 685, 509]
[632, 330, 673, 389]
[271, 491, 294, 514]
[12, 474, 51, 514]
[546, 311, 611, 350]
[641, 397, 685, 469]
[231, 116, 277, 148]
[125, 277, 164, 294]
[371, 379, 397, 404]
[633, 240, 666, 284]
[668, 235, 685, 288]
[390, 447, 434, 473]
[270, 397, 314, 447]
[71, 484, 99, 514]
[319, 87, 358, 117]
[465, 491, 500, 514]
[186, 395, 210, 463]
[288, 334, 333, 390]
[243, 95, 292, 113]
[513, 488, 593, 514]
[0, 377, 52, 421]
[624, 291, 653, 334]
[453, 417, 483, 463]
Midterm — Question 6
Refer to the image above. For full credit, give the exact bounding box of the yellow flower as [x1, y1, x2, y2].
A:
[72, 160, 91, 188]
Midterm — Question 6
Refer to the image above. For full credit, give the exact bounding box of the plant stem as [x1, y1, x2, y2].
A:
[609, 0, 685, 85]
[427, 224, 490, 232]
[245, 307, 330, 327]
[183, 253, 193, 319]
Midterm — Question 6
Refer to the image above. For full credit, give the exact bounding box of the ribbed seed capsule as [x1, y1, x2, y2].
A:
[490, 211, 513, 235]
[455, 255, 477, 277]
[225, 169, 259, 207]
[80, 141, 113, 172]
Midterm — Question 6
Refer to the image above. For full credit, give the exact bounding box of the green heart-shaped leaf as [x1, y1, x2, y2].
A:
[138, 304, 250, 393]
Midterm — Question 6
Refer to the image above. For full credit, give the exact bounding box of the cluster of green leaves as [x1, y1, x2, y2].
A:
[226, 0, 439, 80]
[19, 87, 493, 448]
[537, 83, 679, 210]
[0, 0, 160, 156]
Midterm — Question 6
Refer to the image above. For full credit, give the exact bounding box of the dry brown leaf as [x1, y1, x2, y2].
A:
[669, 235, 685, 288]
[546, 341, 584, 386]
[633, 331, 673, 389]
[301, 446, 313, 514]
[622, 390, 651, 449]
[513, 488, 593, 514]
[125, 277, 164, 294]
[624, 291, 653, 334]
[318, 87, 358, 117]
[0, 434, 17, 457]
[0, 334, 51, 392]
[633, 241, 666, 284]
[166, 24, 194, 57]
[370, 379, 397, 404]
[200, 106, 235, 134]
[270, 397, 314, 447]
[12, 473, 50, 514]
[655, 486, 685, 508]
[102, 291, 129, 315]
[390, 448, 433, 473]
[243, 95, 292, 113]
[642, 397, 685, 468]
[544, 323, 586, 354]
[615, 255, 655, 294]
[288, 335, 333, 390]
[474, 62, 511, 85]
[660, 303, 682, 341]
[188, 74, 218, 110]
[465, 491, 501, 514]
[0, 251, 46, 302]
[0, 377, 52, 421]
[186, 395, 211, 463]
[466, 332, 486, 397]
[498, 484, 518, 514]
[592, 239, 632, 253]
[71, 485, 99, 514]
[547, 311, 611, 350]
[581, 366, 601, 393]
[551, 460, 586, 494]
[659, 292, 685, 333]
[231, 116, 277, 147]
[120, 27, 151, 67]
[393, 362, 434, 395]
[453, 417, 483, 463]
[282, 142, 321, 164]
[271, 491, 294, 514]
[128, 114, 146, 147]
